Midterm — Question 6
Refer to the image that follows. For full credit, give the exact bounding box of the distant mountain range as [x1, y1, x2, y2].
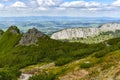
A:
[1, 16, 120, 21]
[0, 16, 120, 35]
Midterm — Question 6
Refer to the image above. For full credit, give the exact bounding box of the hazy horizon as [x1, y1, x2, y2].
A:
[0, 16, 120, 34]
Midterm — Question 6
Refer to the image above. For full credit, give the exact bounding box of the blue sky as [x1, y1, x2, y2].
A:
[85, 0, 114, 4]
[0, 0, 120, 17]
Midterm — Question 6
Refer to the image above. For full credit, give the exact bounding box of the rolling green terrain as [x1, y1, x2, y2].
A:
[0, 26, 120, 80]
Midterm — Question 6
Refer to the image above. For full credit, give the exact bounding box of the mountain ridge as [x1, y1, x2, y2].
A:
[51, 23, 120, 43]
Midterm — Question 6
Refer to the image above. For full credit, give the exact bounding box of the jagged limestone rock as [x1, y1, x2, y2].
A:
[19, 28, 45, 46]
[51, 23, 120, 40]
[51, 28, 99, 39]
[100, 23, 120, 32]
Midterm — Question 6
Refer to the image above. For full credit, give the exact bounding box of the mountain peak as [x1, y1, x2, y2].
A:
[19, 28, 45, 46]
[8, 26, 20, 34]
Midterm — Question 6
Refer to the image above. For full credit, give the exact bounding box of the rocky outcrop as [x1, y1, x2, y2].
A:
[19, 28, 45, 46]
[51, 23, 120, 40]
[8, 26, 20, 34]
[0, 26, 20, 37]
[51, 28, 99, 39]
[100, 23, 120, 31]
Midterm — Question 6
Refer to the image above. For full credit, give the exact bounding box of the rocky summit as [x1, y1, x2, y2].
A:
[19, 28, 45, 46]
[51, 23, 120, 40]
[8, 26, 20, 34]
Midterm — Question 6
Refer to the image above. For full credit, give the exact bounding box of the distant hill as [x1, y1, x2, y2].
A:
[1, 16, 119, 21]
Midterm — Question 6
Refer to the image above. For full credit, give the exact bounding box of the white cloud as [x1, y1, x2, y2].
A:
[112, 0, 120, 6]
[0, 3, 4, 8]
[0, 0, 120, 17]
[36, 0, 103, 11]
[60, 1, 101, 8]
[37, 0, 62, 10]
[38, 6, 47, 11]
[37, 0, 61, 6]
[11, 1, 26, 8]
[37, 0, 54, 6]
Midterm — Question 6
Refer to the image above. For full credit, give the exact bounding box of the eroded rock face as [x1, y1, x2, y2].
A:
[51, 28, 99, 39]
[19, 28, 45, 46]
[100, 23, 120, 32]
[51, 23, 120, 40]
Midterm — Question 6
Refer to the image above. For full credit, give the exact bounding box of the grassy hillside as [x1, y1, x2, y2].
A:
[23, 49, 120, 80]
[0, 26, 22, 54]
[0, 29, 4, 37]
[0, 26, 120, 80]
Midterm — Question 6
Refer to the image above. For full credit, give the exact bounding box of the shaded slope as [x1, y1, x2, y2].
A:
[0, 26, 22, 54]
[0, 29, 4, 37]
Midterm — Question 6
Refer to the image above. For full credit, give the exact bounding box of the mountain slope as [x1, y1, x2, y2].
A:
[0, 26, 21, 54]
[0, 26, 120, 80]
[21, 46, 120, 80]
[0, 29, 4, 37]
